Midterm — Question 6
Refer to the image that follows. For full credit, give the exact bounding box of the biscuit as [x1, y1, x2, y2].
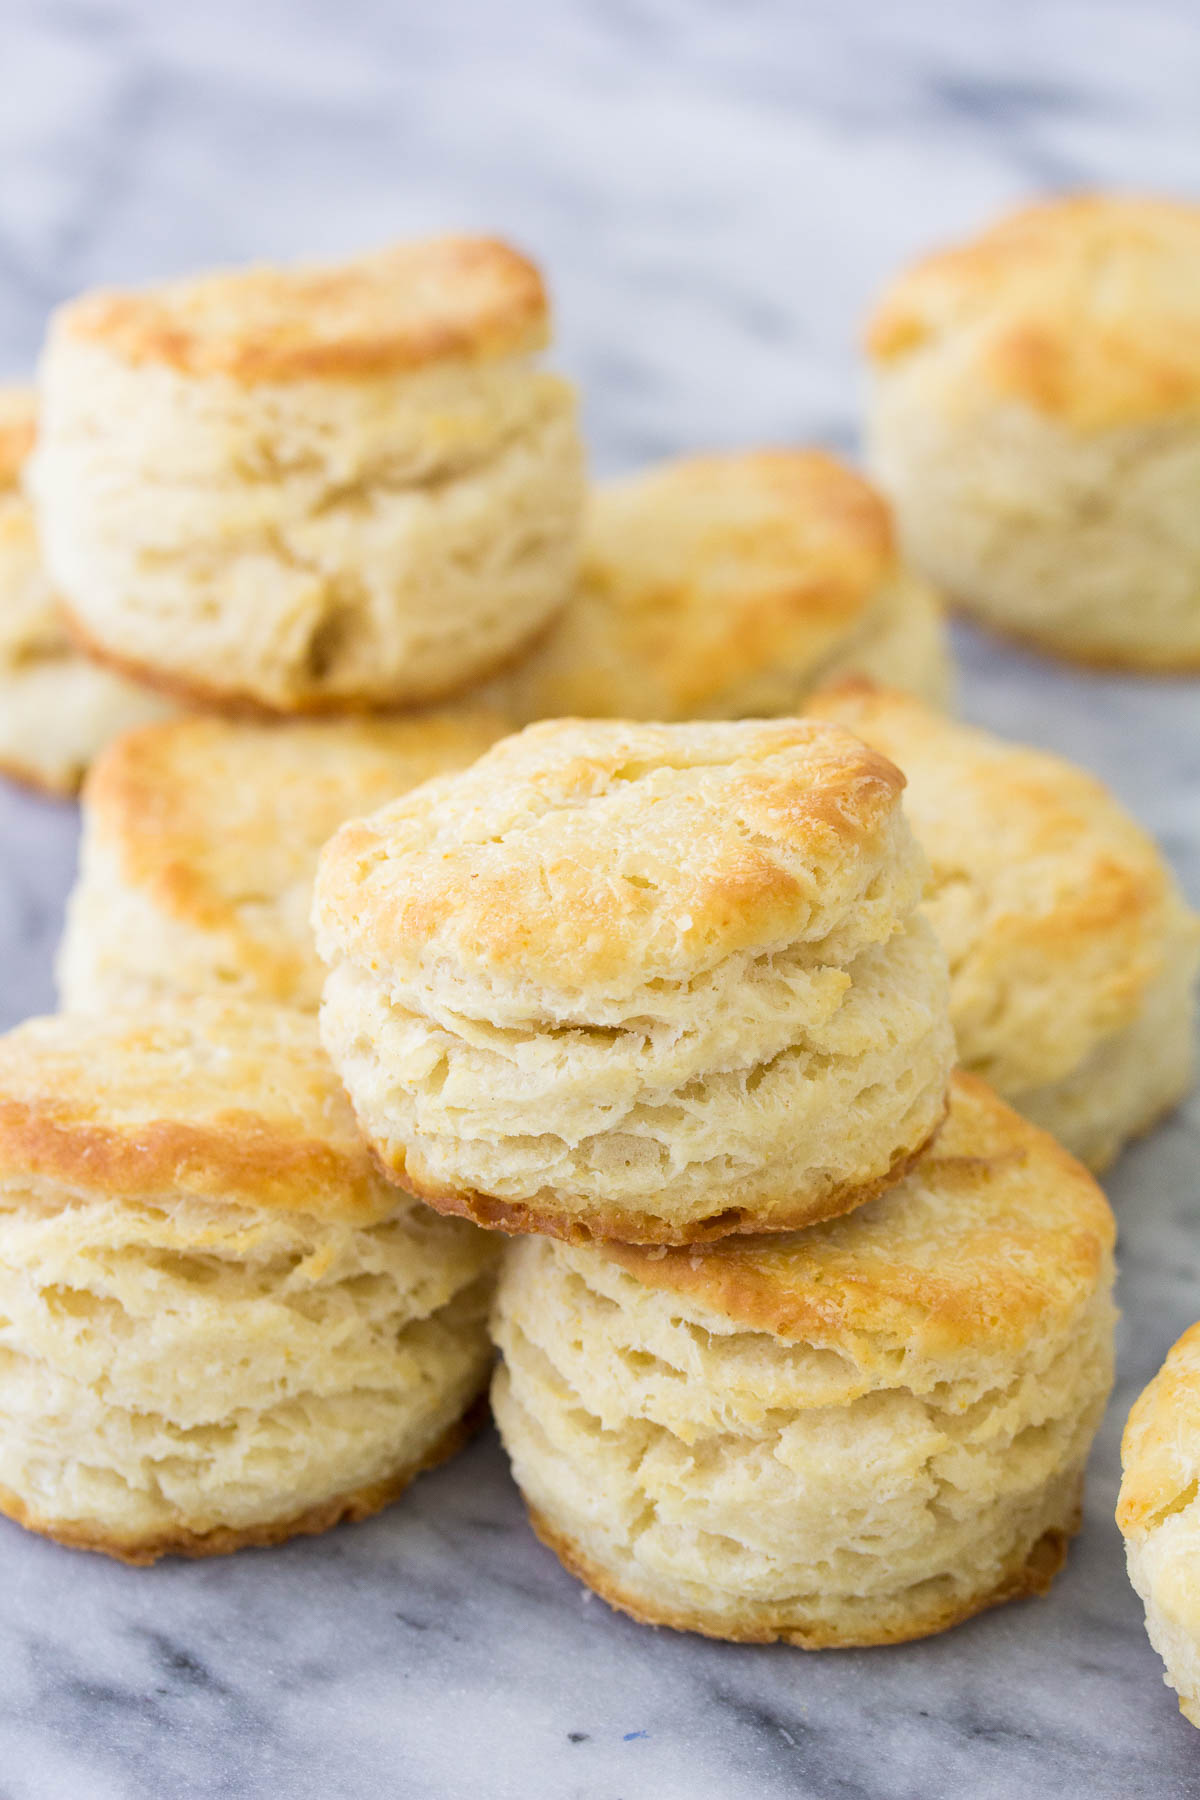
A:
[866, 194, 1200, 669]
[0, 1001, 499, 1563]
[492, 1072, 1116, 1647]
[58, 706, 504, 1012]
[30, 238, 585, 712]
[1118, 1323, 1200, 1726]
[0, 386, 173, 796]
[809, 680, 1200, 1168]
[313, 716, 955, 1244]
[483, 450, 952, 723]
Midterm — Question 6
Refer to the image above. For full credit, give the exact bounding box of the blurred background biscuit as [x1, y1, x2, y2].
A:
[58, 706, 504, 1012]
[30, 238, 586, 713]
[867, 194, 1200, 670]
[0, 1000, 500, 1563]
[484, 449, 951, 724]
[314, 716, 954, 1244]
[809, 679, 1199, 1168]
[0, 385, 174, 796]
[492, 1073, 1116, 1647]
[1118, 1323, 1200, 1727]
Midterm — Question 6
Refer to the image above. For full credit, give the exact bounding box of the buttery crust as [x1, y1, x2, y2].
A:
[490, 450, 899, 720]
[604, 1072, 1113, 1353]
[377, 1107, 946, 1246]
[52, 237, 549, 382]
[524, 1494, 1079, 1649]
[314, 715, 909, 1001]
[867, 193, 1200, 432]
[0, 1004, 398, 1222]
[66, 706, 504, 1007]
[0, 1393, 489, 1566]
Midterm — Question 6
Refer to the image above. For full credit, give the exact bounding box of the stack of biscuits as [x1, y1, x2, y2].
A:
[0, 199, 1195, 1702]
[310, 713, 1119, 1647]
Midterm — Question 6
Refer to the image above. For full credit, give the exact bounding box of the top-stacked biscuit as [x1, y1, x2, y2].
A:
[30, 237, 586, 713]
[313, 715, 955, 1245]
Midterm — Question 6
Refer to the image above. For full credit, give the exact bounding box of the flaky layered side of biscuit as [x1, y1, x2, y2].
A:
[314, 717, 955, 1244]
[0, 1002, 499, 1562]
[58, 707, 504, 1011]
[493, 1074, 1116, 1646]
[867, 195, 1200, 669]
[30, 238, 586, 712]
[809, 680, 1199, 1167]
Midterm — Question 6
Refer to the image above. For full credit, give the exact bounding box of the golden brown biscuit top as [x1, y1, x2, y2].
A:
[536, 451, 896, 718]
[84, 709, 504, 1001]
[867, 194, 1200, 430]
[808, 680, 1186, 1067]
[604, 1073, 1114, 1355]
[0, 386, 35, 488]
[54, 237, 550, 382]
[0, 1002, 401, 1220]
[313, 716, 911, 999]
[1118, 1321, 1200, 1540]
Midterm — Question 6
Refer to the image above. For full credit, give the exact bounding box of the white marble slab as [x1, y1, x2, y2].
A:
[1, 3, 1199, 1794]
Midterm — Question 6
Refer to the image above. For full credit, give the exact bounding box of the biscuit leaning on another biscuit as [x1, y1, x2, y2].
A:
[0, 385, 175, 796]
[492, 1073, 1117, 1648]
[30, 237, 585, 713]
[313, 716, 955, 1245]
[57, 706, 505, 1012]
[0, 1001, 500, 1564]
[482, 450, 952, 723]
[1118, 1324, 1200, 1727]
[866, 193, 1200, 670]
[808, 680, 1200, 1169]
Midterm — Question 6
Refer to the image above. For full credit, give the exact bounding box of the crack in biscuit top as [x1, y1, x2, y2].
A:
[53, 236, 550, 382]
[598, 1073, 1114, 1359]
[313, 717, 914, 1010]
[867, 194, 1200, 431]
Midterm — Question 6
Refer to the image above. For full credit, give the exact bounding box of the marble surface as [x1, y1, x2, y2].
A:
[2, 2, 1200, 1794]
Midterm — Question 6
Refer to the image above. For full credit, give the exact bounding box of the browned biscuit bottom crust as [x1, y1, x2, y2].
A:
[949, 600, 1200, 676]
[375, 1103, 948, 1248]
[0, 1391, 489, 1566]
[60, 603, 543, 721]
[525, 1485, 1082, 1649]
[0, 753, 83, 801]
